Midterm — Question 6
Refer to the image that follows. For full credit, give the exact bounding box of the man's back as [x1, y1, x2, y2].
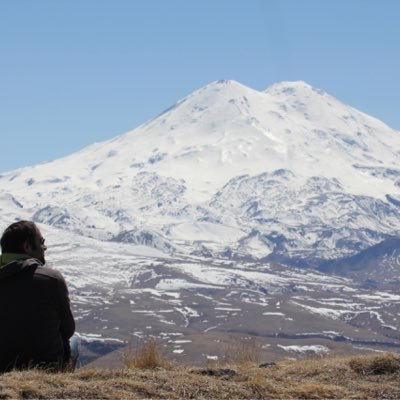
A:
[0, 257, 75, 372]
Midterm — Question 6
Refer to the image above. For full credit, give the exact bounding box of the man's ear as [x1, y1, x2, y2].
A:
[22, 239, 32, 253]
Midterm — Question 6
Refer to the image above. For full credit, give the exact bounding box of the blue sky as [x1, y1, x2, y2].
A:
[1, 0, 399, 172]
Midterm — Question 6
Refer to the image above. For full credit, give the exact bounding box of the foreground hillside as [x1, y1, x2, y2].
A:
[1, 353, 400, 399]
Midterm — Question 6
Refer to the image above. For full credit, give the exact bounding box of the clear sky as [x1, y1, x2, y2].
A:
[1, 0, 399, 172]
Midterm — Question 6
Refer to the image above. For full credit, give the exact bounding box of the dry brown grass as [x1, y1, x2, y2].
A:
[349, 352, 400, 375]
[223, 336, 262, 367]
[122, 337, 171, 369]
[1, 352, 400, 399]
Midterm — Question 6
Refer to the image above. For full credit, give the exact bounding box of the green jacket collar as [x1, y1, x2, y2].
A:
[0, 253, 30, 268]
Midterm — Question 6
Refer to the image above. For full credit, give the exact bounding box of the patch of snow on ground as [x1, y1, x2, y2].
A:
[278, 345, 329, 354]
[262, 312, 286, 316]
[155, 278, 224, 290]
[204, 326, 217, 332]
[76, 332, 124, 343]
[173, 340, 193, 344]
[355, 293, 400, 302]
[291, 302, 344, 319]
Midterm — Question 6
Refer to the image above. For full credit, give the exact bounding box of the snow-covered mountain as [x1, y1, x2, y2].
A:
[1, 79, 399, 265]
[1, 79, 400, 365]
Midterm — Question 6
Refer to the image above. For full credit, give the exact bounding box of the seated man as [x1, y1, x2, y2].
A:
[0, 220, 76, 372]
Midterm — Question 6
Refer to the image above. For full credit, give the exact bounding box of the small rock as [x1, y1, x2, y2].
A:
[259, 362, 276, 368]
[193, 368, 237, 377]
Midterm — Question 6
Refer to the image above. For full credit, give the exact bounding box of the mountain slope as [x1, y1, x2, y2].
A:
[0, 79, 399, 262]
[320, 237, 400, 284]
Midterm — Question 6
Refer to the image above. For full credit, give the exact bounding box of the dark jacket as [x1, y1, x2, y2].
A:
[0, 256, 75, 372]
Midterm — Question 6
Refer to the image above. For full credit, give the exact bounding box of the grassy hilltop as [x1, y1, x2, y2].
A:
[1, 346, 400, 399]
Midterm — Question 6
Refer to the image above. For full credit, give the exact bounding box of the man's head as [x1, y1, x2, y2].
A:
[0, 221, 47, 264]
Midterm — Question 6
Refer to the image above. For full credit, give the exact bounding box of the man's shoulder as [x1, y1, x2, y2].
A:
[34, 265, 65, 281]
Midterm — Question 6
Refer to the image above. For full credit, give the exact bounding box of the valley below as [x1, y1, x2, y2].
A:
[44, 232, 400, 368]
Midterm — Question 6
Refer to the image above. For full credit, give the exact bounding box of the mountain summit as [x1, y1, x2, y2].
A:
[1, 80, 399, 264]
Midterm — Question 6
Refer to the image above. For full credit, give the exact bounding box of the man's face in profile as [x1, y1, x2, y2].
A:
[24, 226, 47, 264]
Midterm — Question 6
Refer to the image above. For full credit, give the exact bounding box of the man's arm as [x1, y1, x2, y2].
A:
[56, 273, 75, 339]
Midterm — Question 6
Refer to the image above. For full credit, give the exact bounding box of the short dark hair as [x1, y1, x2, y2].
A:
[0, 221, 38, 253]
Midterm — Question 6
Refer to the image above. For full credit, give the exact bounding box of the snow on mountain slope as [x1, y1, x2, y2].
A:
[2, 80, 399, 196]
[0, 79, 399, 262]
